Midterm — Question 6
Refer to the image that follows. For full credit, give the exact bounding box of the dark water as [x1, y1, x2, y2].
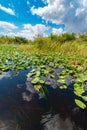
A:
[0, 70, 87, 130]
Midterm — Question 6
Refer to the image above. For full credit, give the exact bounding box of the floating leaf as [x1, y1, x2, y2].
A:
[74, 91, 83, 97]
[31, 77, 44, 84]
[50, 74, 55, 78]
[39, 79, 45, 84]
[41, 69, 49, 76]
[59, 85, 67, 89]
[81, 96, 87, 101]
[76, 78, 83, 82]
[76, 74, 87, 83]
[34, 85, 42, 91]
[74, 83, 85, 96]
[31, 77, 40, 84]
[57, 79, 65, 84]
[75, 99, 86, 109]
[27, 71, 36, 77]
[36, 71, 40, 77]
[58, 76, 65, 79]
[40, 65, 46, 69]
[77, 66, 83, 72]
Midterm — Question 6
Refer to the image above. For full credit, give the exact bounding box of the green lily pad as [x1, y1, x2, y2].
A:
[50, 74, 55, 78]
[41, 69, 49, 76]
[58, 76, 65, 79]
[36, 71, 41, 77]
[74, 83, 85, 96]
[59, 85, 67, 89]
[75, 99, 86, 109]
[57, 79, 65, 84]
[74, 90, 83, 97]
[34, 85, 42, 91]
[39, 79, 45, 84]
[76, 74, 87, 83]
[31, 77, 40, 84]
[81, 96, 87, 101]
[31, 77, 44, 84]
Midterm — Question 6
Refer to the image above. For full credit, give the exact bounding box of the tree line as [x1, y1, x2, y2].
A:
[0, 33, 87, 44]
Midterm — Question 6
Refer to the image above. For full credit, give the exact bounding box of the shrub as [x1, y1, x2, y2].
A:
[14, 36, 28, 44]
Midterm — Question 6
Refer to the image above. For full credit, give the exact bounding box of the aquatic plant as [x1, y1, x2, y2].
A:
[0, 44, 87, 109]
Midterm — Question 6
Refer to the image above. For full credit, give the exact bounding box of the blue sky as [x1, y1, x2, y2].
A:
[0, 0, 87, 39]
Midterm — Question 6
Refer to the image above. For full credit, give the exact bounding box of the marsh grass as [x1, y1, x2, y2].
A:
[19, 41, 87, 56]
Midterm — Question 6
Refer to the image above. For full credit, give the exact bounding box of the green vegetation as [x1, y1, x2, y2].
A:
[0, 36, 29, 44]
[1, 33, 87, 109]
[75, 99, 86, 109]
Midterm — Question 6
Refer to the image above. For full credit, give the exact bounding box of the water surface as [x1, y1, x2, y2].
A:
[0, 70, 87, 130]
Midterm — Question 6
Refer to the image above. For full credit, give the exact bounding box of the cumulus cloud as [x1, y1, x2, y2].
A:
[0, 23, 49, 40]
[0, 4, 15, 15]
[17, 24, 49, 39]
[0, 21, 18, 30]
[52, 28, 64, 35]
[23, 24, 48, 34]
[31, 2, 65, 24]
[31, 0, 87, 33]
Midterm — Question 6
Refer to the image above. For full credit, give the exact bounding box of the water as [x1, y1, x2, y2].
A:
[0, 70, 87, 130]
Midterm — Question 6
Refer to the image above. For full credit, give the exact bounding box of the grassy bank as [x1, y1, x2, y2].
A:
[0, 33, 87, 56]
[19, 41, 87, 56]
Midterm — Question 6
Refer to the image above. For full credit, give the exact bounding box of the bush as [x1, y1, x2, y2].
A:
[79, 34, 87, 41]
[59, 33, 76, 43]
[14, 36, 28, 44]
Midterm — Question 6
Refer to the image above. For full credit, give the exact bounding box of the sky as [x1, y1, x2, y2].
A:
[0, 0, 87, 40]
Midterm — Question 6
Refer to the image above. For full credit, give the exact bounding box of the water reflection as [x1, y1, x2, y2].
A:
[0, 72, 11, 80]
[0, 70, 45, 130]
[42, 114, 75, 130]
[0, 70, 87, 130]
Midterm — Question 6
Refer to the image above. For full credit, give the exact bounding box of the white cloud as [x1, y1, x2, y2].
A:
[52, 28, 64, 35]
[31, 2, 65, 24]
[0, 23, 49, 40]
[79, 0, 87, 7]
[17, 24, 49, 39]
[23, 24, 48, 33]
[0, 4, 15, 15]
[0, 72, 11, 80]
[75, 8, 85, 16]
[31, 0, 87, 33]
[0, 21, 18, 30]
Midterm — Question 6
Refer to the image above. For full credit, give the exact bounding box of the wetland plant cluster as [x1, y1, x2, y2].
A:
[0, 45, 87, 109]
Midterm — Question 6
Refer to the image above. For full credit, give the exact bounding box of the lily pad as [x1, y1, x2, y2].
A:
[34, 85, 42, 91]
[31, 77, 40, 84]
[74, 83, 85, 96]
[31, 77, 44, 84]
[75, 99, 86, 109]
[57, 79, 65, 84]
[81, 96, 87, 101]
[59, 85, 67, 89]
